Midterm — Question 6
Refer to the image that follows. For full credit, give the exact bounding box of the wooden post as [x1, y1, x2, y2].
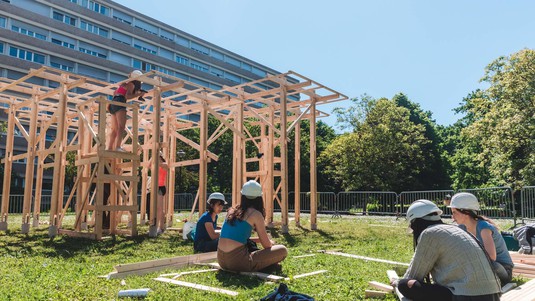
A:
[130, 104, 139, 236]
[95, 96, 107, 240]
[294, 121, 301, 226]
[310, 98, 317, 230]
[232, 102, 244, 207]
[198, 99, 208, 215]
[32, 123, 45, 228]
[48, 78, 68, 237]
[280, 87, 289, 234]
[167, 122, 176, 227]
[0, 105, 15, 231]
[140, 130, 150, 225]
[21, 95, 38, 233]
[265, 107, 275, 227]
[149, 81, 162, 237]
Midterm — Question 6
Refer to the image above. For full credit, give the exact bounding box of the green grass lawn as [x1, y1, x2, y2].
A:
[0, 214, 520, 300]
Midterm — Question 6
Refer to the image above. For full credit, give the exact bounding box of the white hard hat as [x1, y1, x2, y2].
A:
[207, 192, 227, 205]
[130, 70, 143, 78]
[448, 192, 480, 211]
[241, 180, 262, 199]
[406, 199, 443, 223]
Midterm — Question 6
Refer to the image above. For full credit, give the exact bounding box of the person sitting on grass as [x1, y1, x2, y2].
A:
[193, 192, 227, 253]
[393, 199, 501, 301]
[449, 192, 514, 284]
[217, 180, 287, 272]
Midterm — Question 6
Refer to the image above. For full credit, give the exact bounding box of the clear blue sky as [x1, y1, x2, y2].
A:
[115, 0, 535, 132]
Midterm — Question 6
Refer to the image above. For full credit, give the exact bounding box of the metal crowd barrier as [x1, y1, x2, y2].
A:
[0, 186, 531, 225]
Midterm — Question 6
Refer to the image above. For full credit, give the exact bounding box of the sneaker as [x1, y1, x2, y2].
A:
[115, 147, 126, 152]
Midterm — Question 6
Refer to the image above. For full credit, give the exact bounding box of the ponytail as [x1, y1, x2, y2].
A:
[458, 209, 499, 229]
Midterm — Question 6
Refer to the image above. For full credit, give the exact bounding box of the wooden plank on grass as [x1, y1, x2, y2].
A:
[387, 270, 411, 301]
[369, 281, 394, 292]
[292, 270, 328, 279]
[501, 282, 517, 294]
[365, 290, 387, 298]
[114, 252, 216, 273]
[325, 251, 410, 267]
[154, 277, 239, 296]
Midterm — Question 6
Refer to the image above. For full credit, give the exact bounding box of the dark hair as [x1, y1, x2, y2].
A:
[132, 80, 142, 92]
[410, 216, 443, 250]
[207, 199, 224, 214]
[226, 195, 265, 225]
[457, 209, 498, 229]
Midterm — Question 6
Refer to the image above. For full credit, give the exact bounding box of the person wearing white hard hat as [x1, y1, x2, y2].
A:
[107, 70, 146, 151]
[449, 192, 514, 284]
[193, 192, 227, 253]
[217, 180, 288, 272]
[393, 199, 501, 301]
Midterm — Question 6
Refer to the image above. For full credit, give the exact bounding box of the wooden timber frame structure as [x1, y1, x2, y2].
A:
[0, 66, 347, 239]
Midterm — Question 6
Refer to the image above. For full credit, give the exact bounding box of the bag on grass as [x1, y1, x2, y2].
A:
[182, 221, 196, 241]
[260, 283, 314, 301]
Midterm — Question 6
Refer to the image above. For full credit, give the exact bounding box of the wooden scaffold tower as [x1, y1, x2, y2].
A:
[0, 67, 346, 239]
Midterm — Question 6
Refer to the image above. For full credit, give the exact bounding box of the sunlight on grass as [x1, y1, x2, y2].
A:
[0, 214, 521, 300]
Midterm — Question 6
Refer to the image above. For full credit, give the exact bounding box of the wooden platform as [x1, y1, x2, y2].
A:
[501, 278, 535, 301]
[510, 251, 535, 279]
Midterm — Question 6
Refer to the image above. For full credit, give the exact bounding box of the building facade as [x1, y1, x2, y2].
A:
[0, 0, 283, 190]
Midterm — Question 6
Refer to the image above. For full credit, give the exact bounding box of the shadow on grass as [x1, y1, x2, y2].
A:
[0, 227, 193, 259]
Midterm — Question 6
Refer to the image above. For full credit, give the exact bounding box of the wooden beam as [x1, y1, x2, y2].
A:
[154, 278, 239, 296]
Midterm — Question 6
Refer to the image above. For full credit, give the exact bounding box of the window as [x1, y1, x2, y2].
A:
[133, 43, 157, 55]
[160, 29, 174, 42]
[9, 46, 45, 64]
[80, 20, 108, 37]
[69, 0, 77, 3]
[157, 66, 172, 75]
[0, 43, 3, 54]
[191, 41, 209, 55]
[52, 38, 75, 49]
[0, 16, 6, 28]
[79, 47, 106, 59]
[211, 49, 224, 60]
[91, 2, 109, 15]
[224, 72, 241, 84]
[190, 60, 209, 73]
[225, 55, 240, 67]
[50, 62, 74, 72]
[210, 67, 224, 78]
[252, 67, 267, 77]
[112, 10, 132, 25]
[12, 25, 47, 40]
[175, 55, 188, 65]
[111, 31, 131, 45]
[242, 62, 252, 72]
[53, 11, 76, 26]
[133, 59, 155, 72]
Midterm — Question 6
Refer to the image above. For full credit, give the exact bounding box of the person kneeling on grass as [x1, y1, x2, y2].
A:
[392, 199, 501, 301]
[217, 180, 288, 272]
[193, 192, 227, 253]
[449, 192, 514, 284]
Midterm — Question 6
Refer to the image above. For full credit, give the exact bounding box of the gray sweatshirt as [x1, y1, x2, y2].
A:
[404, 224, 501, 296]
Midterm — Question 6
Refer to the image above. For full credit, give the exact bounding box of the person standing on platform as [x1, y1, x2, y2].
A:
[107, 70, 146, 151]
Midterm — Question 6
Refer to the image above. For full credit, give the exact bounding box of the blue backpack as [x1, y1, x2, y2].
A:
[260, 283, 314, 301]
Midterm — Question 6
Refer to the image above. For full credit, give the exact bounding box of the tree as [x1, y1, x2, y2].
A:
[393, 93, 451, 189]
[454, 49, 535, 190]
[321, 97, 430, 192]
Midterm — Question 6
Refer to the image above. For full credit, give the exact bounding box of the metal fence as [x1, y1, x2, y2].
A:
[399, 190, 455, 216]
[458, 187, 514, 219]
[2, 186, 534, 224]
[337, 191, 398, 215]
[521, 186, 535, 223]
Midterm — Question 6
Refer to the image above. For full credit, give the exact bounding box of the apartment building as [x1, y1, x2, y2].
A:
[0, 0, 285, 190]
